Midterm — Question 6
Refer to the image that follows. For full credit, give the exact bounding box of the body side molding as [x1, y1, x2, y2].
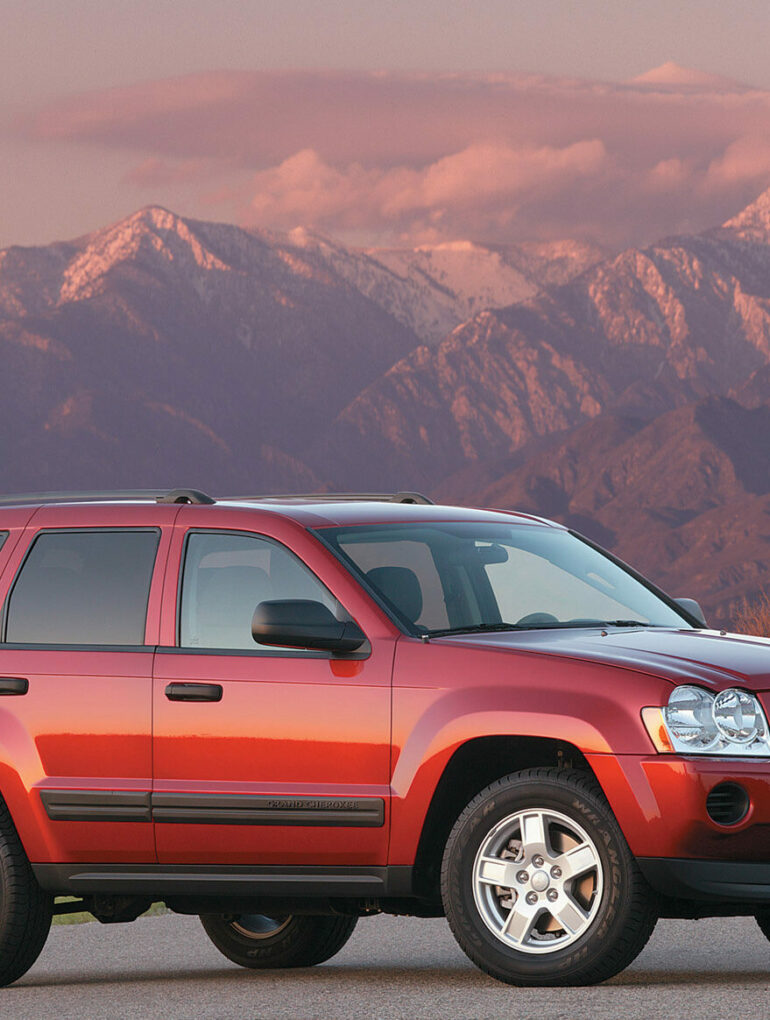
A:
[40, 790, 151, 823]
[39, 790, 385, 828]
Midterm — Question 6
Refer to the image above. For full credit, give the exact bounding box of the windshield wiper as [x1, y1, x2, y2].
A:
[598, 620, 653, 627]
[427, 623, 527, 637]
[427, 619, 655, 637]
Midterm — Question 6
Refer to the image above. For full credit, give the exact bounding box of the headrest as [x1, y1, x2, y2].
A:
[366, 566, 423, 624]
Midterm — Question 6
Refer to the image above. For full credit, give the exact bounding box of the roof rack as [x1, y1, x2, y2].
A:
[0, 489, 431, 508]
[232, 492, 435, 505]
[0, 490, 162, 506]
[0, 488, 217, 507]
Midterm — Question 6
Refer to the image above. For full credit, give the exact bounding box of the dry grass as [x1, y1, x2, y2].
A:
[53, 898, 168, 925]
[732, 590, 770, 637]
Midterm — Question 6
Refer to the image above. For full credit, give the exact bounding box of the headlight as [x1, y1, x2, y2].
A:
[712, 688, 763, 744]
[665, 685, 719, 750]
[643, 685, 770, 756]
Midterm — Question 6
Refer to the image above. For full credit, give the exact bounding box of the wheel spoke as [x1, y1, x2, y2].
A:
[501, 900, 538, 944]
[519, 811, 548, 859]
[550, 895, 589, 935]
[471, 803, 606, 958]
[553, 841, 599, 881]
[477, 856, 517, 888]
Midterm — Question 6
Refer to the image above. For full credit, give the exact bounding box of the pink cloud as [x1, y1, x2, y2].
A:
[246, 141, 610, 238]
[706, 135, 770, 188]
[16, 69, 770, 246]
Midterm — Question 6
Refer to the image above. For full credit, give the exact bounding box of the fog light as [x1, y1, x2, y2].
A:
[706, 782, 749, 826]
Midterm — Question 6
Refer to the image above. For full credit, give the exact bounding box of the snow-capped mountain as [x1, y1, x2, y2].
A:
[719, 187, 770, 243]
[322, 186, 770, 492]
[282, 228, 603, 345]
[0, 205, 594, 491]
[3, 192, 770, 622]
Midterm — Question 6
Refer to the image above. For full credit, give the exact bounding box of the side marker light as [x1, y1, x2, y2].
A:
[641, 707, 674, 752]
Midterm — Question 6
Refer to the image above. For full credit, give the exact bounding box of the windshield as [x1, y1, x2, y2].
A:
[319, 522, 691, 634]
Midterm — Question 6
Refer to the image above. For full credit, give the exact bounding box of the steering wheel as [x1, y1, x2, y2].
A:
[515, 611, 559, 627]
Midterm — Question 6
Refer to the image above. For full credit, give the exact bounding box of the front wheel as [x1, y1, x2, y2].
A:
[200, 912, 357, 969]
[441, 768, 657, 986]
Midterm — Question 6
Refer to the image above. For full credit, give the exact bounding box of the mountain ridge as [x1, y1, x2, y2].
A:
[3, 191, 770, 622]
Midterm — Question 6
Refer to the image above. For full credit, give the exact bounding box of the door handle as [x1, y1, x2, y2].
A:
[164, 682, 223, 702]
[0, 677, 29, 696]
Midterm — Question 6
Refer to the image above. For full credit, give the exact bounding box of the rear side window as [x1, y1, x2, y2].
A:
[5, 530, 159, 645]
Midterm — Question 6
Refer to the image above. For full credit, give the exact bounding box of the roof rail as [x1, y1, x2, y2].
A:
[156, 488, 216, 505]
[0, 490, 163, 506]
[0, 488, 217, 507]
[231, 492, 435, 505]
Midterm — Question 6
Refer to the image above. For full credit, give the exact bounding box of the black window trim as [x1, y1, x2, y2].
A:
[0, 643, 156, 653]
[0, 527, 161, 648]
[174, 527, 368, 659]
[569, 529, 697, 628]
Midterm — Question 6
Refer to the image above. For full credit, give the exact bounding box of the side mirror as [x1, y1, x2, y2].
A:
[252, 599, 366, 653]
[674, 597, 708, 628]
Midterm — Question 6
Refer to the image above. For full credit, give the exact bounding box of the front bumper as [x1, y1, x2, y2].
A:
[639, 858, 770, 904]
[586, 752, 770, 860]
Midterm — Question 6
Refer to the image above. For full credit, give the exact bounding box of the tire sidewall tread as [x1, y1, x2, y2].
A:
[441, 768, 657, 986]
[200, 913, 358, 970]
[0, 798, 53, 987]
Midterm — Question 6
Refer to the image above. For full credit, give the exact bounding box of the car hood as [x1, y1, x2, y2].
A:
[437, 627, 770, 691]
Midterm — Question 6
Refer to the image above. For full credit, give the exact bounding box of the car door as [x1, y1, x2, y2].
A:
[0, 504, 175, 866]
[152, 508, 395, 867]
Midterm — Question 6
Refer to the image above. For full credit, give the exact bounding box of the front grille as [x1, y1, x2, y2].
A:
[706, 783, 749, 826]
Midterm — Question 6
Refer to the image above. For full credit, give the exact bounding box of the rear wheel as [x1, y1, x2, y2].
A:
[441, 768, 657, 986]
[0, 800, 53, 986]
[200, 912, 358, 969]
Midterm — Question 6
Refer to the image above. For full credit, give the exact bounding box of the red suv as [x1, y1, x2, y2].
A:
[0, 489, 769, 987]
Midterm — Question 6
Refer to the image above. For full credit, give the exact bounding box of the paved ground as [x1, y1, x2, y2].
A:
[3, 912, 770, 1019]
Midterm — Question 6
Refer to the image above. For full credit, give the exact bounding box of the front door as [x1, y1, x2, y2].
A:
[152, 522, 393, 866]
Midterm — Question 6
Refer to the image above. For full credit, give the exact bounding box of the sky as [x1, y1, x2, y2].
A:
[2, 0, 770, 250]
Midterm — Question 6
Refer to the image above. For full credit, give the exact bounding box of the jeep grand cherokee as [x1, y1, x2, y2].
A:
[0, 489, 768, 987]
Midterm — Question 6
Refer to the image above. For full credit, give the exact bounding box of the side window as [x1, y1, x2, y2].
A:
[179, 532, 340, 650]
[5, 530, 159, 645]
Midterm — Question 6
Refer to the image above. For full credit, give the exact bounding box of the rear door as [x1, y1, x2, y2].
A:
[0, 504, 174, 865]
[152, 507, 396, 867]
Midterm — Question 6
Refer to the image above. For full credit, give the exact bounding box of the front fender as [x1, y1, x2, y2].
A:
[388, 638, 671, 863]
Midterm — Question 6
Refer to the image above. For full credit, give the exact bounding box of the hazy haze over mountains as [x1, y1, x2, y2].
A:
[2, 190, 770, 622]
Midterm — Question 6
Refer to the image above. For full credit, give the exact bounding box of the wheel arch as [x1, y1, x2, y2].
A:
[410, 735, 596, 903]
[0, 744, 54, 864]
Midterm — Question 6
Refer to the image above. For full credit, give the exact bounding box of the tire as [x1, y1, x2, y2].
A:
[0, 799, 53, 986]
[755, 910, 770, 942]
[200, 912, 358, 969]
[441, 768, 657, 986]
